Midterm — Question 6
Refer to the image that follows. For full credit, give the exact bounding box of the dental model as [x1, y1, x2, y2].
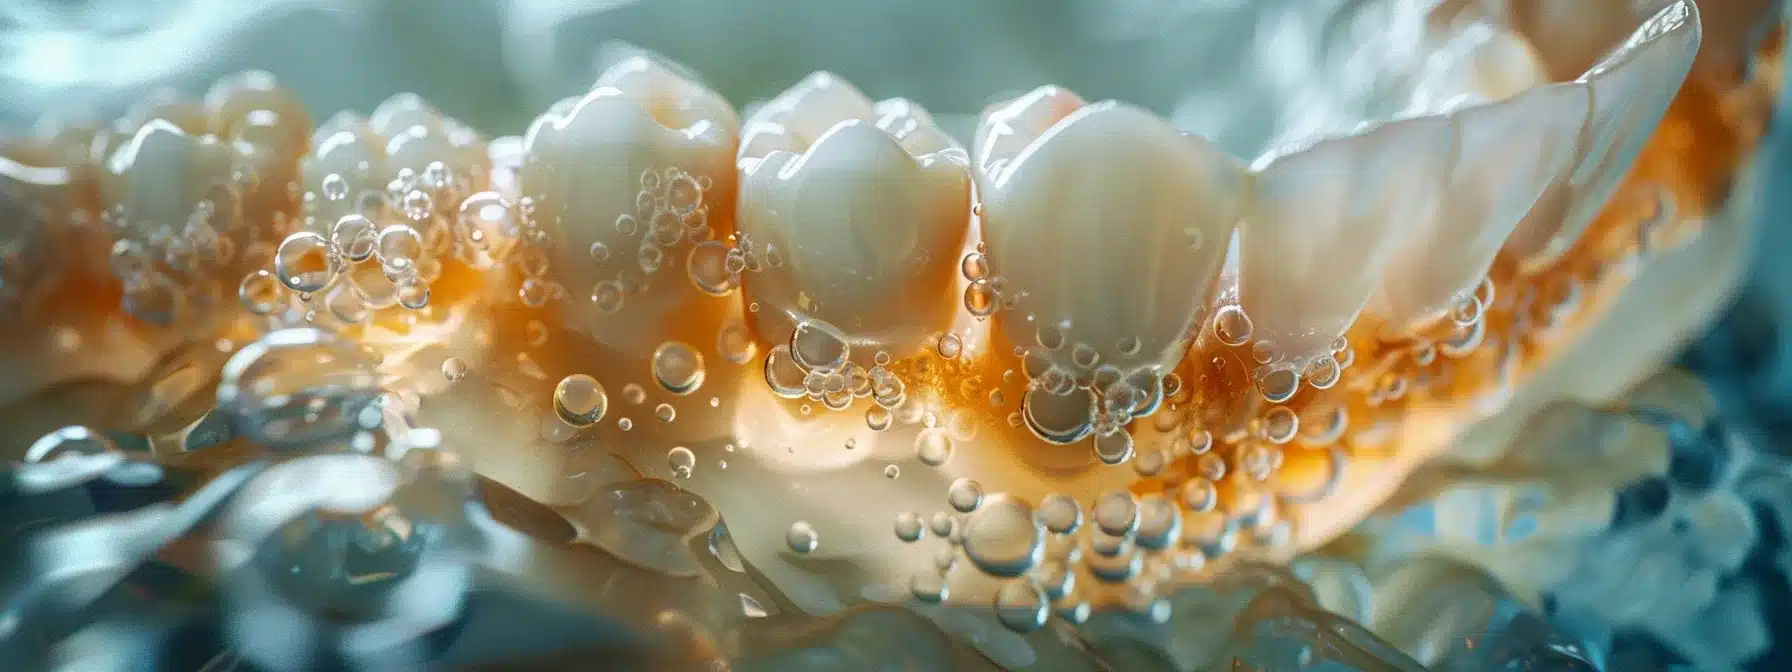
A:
[0, 0, 1784, 668]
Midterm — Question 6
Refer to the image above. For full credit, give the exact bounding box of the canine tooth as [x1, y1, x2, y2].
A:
[1504, 1, 1701, 271]
[1242, 115, 1454, 364]
[519, 55, 740, 353]
[736, 73, 973, 354]
[974, 88, 1244, 377]
[1378, 84, 1589, 329]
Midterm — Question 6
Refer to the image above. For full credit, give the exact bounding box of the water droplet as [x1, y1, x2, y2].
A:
[994, 580, 1049, 632]
[916, 431, 953, 466]
[441, 357, 468, 381]
[652, 340, 706, 395]
[786, 521, 819, 554]
[947, 478, 984, 513]
[275, 232, 333, 292]
[553, 374, 608, 427]
[963, 494, 1044, 578]
[667, 446, 696, 477]
[894, 512, 925, 542]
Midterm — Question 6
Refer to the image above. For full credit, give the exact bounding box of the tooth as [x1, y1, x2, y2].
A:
[302, 115, 388, 226]
[1241, 115, 1454, 365]
[203, 72, 310, 211]
[372, 93, 487, 182]
[1503, 1, 1701, 272]
[519, 55, 740, 353]
[102, 119, 237, 243]
[974, 88, 1244, 377]
[118, 88, 208, 136]
[736, 73, 973, 354]
[1377, 84, 1589, 329]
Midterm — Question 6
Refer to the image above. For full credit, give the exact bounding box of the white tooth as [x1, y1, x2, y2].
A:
[736, 73, 972, 354]
[738, 72, 875, 167]
[119, 88, 208, 136]
[971, 86, 1086, 180]
[1378, 84, 1589, 329]
[520, 55, 740, 353]
[1504, 0, 1700, 272]
[102, 119, 236, 240]
[373, 93, 486, 180]
[301, 118, 387, 227]
[1408, 24, 1551, 113]
[975, 89, 1244, 377]
[1242, 115, 1454, 365]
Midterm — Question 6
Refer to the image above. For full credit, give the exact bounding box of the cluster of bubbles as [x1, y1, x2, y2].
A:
[254, 159, 483, 323]
[576, 167, 717, 312]
[106, 160, 259, 327]
[763, 318, 911, 422]
[886, 472, 1265, 632]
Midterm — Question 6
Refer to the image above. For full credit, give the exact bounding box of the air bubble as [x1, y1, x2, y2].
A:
[320, 173, 350, 201]
[1303, 356, 1341, 390]
[791, 320, 850, 372]
[1093, 491, 1139, 537]
[652, 341, 706, 395]
[884, 464, 900, 479]
[441, 357, 468, 381]
[961, 252, 989, 280]
[687, 240, 735, 296]
[786, 521, 819, 554]
[553, 374, 608, 427]
[591, 281, 625, 312]
[275, 232, 333, 292]
[763, 345, 808, 398]
[866, 406, 893, 431]
[1037, 493, 1082, 535]
[1261, 406, 1298, 444]
[1094, 427, 1134, 465]
[615, 213, 639, 236]
[1450, 295, 1484, 326]
[655, 403, 676, 423]
[947, 478, 984, 513]
[1255, 364, 1300, 403]
[239, 270, 284, 315]
[1181, 478, 1217, 512]
[401, 189, 433, 221]
[963, 495, 1044, 578]
[666, 172, 703, 215]
[1021, 386, 1096, 445]
[937, 333, 963, 359]
[331, 214, 377, 261]
[589, 241, 611, 262]
[398, 282, 429, 310]
[895, 512, 925, 542]
[930, 512, 956, 538]
[964, 281, 997, 316]
[910, 573, 949, 603]
[667, 446, 696, 478]
[995, 581, 1049, 632]
[916, 431, 953, 466]
[375, 224, 423, 275]
[638, 244, 665, 273]
[1213, 305, 1253, 346]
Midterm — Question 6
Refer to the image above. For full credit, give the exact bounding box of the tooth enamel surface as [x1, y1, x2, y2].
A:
[1377, 84, 1589, 329]
[102, 120, 237, 246]
[302, 119, 388, 226]
[519, 56, 739, 353]
[1504, 1, 1701, 272]
[1242, 115, 1453, 364]
[974, 90, 1243, 382]
[737, 73, 972, 353]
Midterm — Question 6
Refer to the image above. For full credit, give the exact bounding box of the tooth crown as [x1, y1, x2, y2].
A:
[519, 58, 740, 351]
[736, 72, 973, 353]
[977, 97, 1245, 374]
[101, 120, 237, 242]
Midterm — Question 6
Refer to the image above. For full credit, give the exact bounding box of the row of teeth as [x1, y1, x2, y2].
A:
[0, 0, 1747, 629]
